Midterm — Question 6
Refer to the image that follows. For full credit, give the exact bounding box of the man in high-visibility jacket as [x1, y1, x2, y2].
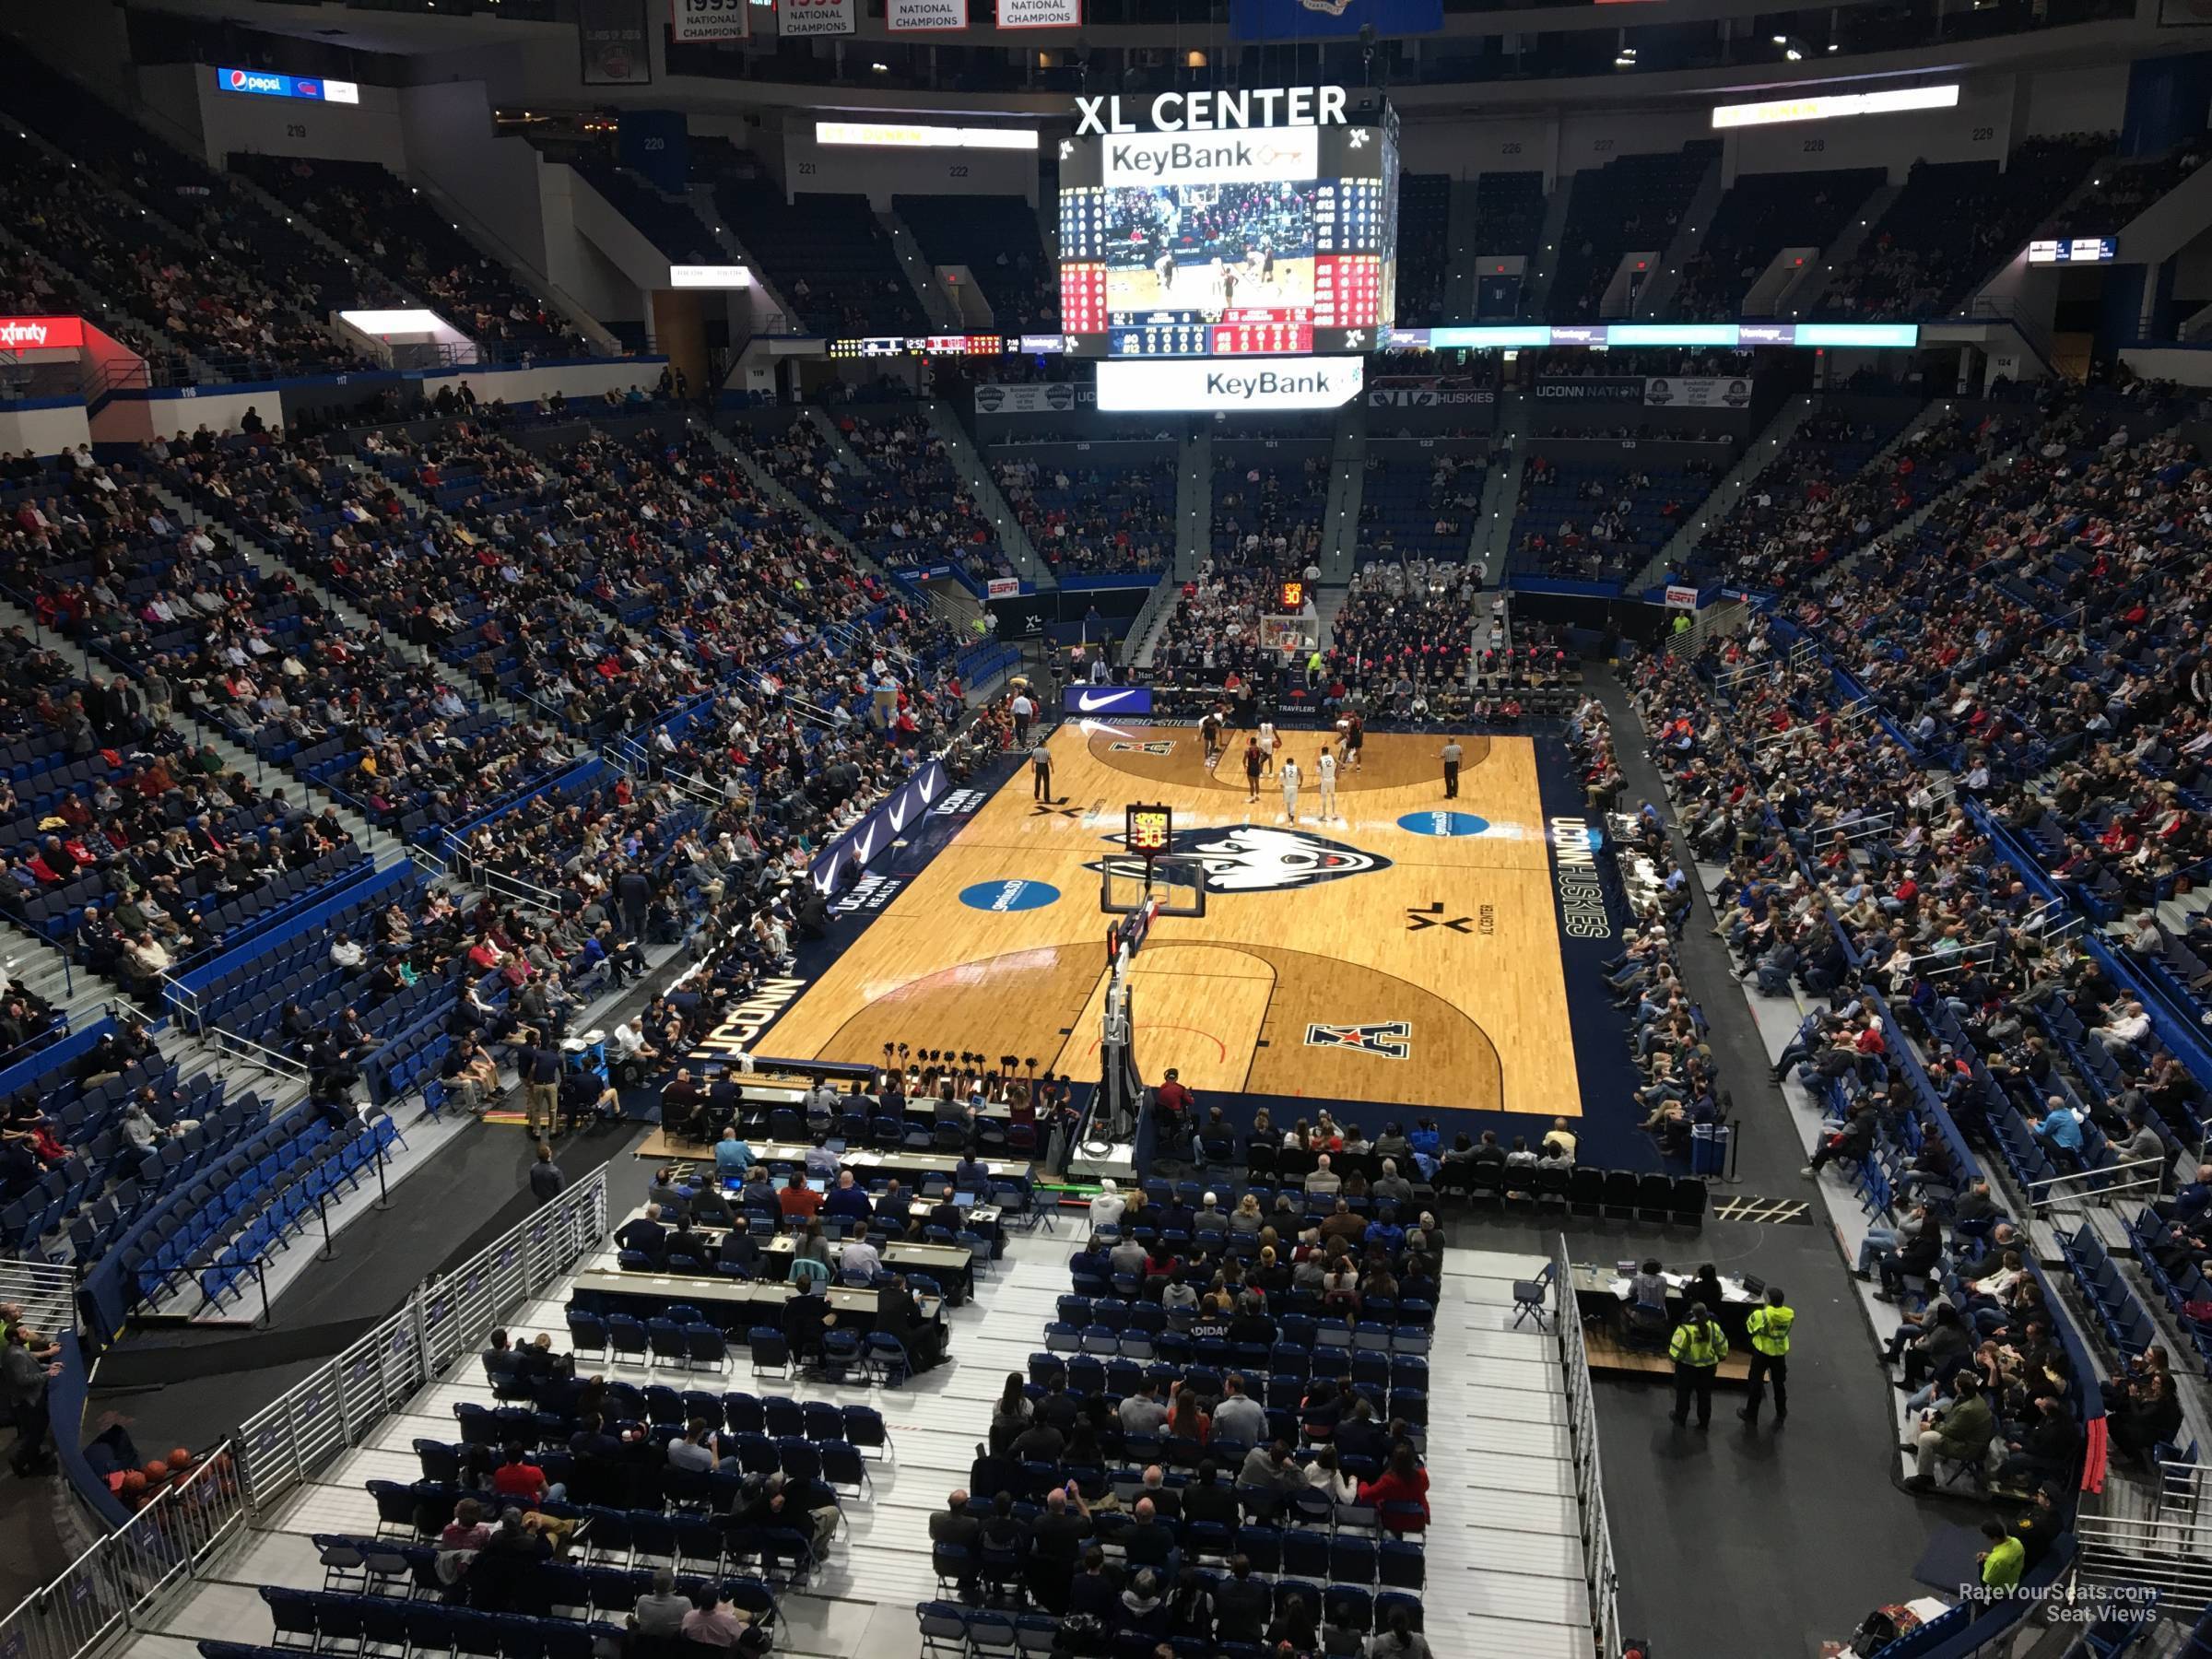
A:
[1738, 1285, 1794, 1427]
[1667, 1301, 1728, 1429]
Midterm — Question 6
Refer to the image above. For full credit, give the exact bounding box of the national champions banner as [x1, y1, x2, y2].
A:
[808, 758, 948, 895]
[779, 0, 856, 33]
[888, 0, 968, 28]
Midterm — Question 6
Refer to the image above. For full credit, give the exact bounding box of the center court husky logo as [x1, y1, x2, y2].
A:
[1087, 824, 1391, 893]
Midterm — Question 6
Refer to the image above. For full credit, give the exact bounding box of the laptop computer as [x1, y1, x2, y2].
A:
[806, 1177, 829, 1194]
[953, 1191, 978, 1208]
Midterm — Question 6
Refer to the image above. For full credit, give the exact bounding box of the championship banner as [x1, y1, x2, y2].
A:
[579, 0, 652, 83]
[672, 0, 748, 40]
[972, 382, 1096, 414]
[999, 0, 1078, 22]
[1532, 376, 1645, 404]
[1643, 375, 1754, 408]
[779, 0, 856, 35]
[808, 759, 948, 896]
[888, 0, 967, 29]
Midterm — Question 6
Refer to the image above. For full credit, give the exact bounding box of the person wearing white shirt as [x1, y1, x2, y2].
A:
[837, 1236, 882, 1283]
[1315, 746, 1338, 821]
[329, 933, 365, 970]
[2094, 1001, 2152, 1055]
[1088, 1180, 1126, 1235]
[1278, 756, 1301, 825]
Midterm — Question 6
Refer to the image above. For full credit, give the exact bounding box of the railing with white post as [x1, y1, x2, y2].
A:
[0, 1440, 244, 1659]
[1552, 1235, 1621, 1658]
[233, 1166, 608, 1513]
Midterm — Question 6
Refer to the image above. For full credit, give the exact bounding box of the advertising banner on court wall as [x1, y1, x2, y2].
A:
[1065, 686, 1154, 715]
[888, 0, 967, 28]
[808, 758, 948, 896]
[778, 0, 857, 34]
[973, 382, 1096, 414]
[1643, 375, 1754, 408]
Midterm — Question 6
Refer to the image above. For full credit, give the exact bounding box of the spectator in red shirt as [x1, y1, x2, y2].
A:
[778, 1171, 824, 1220]
[1154, 1069, 1195, 1157]
[490, 1442, 562, 1503]
[1356, 1443, 1430, 1533]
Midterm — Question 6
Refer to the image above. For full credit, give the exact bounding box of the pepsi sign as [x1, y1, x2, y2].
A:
[217, 67, 361, 104]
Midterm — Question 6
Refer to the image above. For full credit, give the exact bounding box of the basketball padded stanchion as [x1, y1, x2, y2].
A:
[1100, 853, 1207, 918]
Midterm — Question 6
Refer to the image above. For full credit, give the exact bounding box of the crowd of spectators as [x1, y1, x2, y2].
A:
[745, 415, 1012, 584]
[1509, 453, 1722, 582]
[1682, 406, 1998, 590]
[230, 155, 594, 358]
[993, 458, 1173, 578]
[2044, 138, 2208, 241]
[1322, 559, 1476, 699]
[1670, 168, 1884, 322]
[1817, 136, 2105, 320]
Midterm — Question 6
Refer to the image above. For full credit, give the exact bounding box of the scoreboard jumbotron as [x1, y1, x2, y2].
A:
[1057, 87, 1399, 362]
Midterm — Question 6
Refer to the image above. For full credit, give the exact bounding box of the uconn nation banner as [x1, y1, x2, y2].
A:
[808, 758, 948, 895]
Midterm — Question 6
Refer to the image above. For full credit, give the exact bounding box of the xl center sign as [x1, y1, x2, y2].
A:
[1075, 85, 1349, 135]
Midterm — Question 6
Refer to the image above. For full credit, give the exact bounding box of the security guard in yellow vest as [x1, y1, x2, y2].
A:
[1667, 1301, 1728, 1429]
[1738, 1285, 1794, 1427]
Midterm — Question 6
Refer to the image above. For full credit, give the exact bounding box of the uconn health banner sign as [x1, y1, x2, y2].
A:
[808, 758, 948, 896]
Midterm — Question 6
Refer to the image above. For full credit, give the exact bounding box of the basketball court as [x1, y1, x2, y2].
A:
[1104, 254, 1318, 317]
[735, 721, 1594, 1121]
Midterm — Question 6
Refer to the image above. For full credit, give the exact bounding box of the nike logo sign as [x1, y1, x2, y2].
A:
[1077, 689, 1138, 712]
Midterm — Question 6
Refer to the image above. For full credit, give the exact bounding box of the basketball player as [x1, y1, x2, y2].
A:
[1257, 720, 1277, 778]
[1279, 754, 1301, 825]
[1221, 266, 1238, 310]
[1201, 708, 1223, 770]
[1242, 737, 1263, 805]
[1316, 743, 1338, 821]
[1342, 712, 1365, 772]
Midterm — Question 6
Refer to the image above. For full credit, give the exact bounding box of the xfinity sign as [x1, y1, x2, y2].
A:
[1076, 86, 1347, 135]
[1098, 356, 1364, 412]
[1101, 126, 1319, 188]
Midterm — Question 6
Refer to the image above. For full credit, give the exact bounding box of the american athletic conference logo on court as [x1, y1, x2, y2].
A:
[1087, 824, 1392, 893]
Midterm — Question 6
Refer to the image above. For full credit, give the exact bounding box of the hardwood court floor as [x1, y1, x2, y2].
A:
[753, 724, 1582, 1117]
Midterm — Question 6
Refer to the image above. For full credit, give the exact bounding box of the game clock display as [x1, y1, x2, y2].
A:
[1125, 804, 1173, 857]
[1057, 110, 1399, 359]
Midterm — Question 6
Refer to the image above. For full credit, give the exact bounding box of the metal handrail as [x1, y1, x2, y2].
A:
[206, 1028, 310, 1082]
[233, 1167, 608, 1512]
[2030, 1151, 2168, 1210]
[0, 1433, 244, 1659]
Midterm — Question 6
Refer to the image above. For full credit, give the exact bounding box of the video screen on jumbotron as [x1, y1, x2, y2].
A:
[1058, 103, 1398, 359]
